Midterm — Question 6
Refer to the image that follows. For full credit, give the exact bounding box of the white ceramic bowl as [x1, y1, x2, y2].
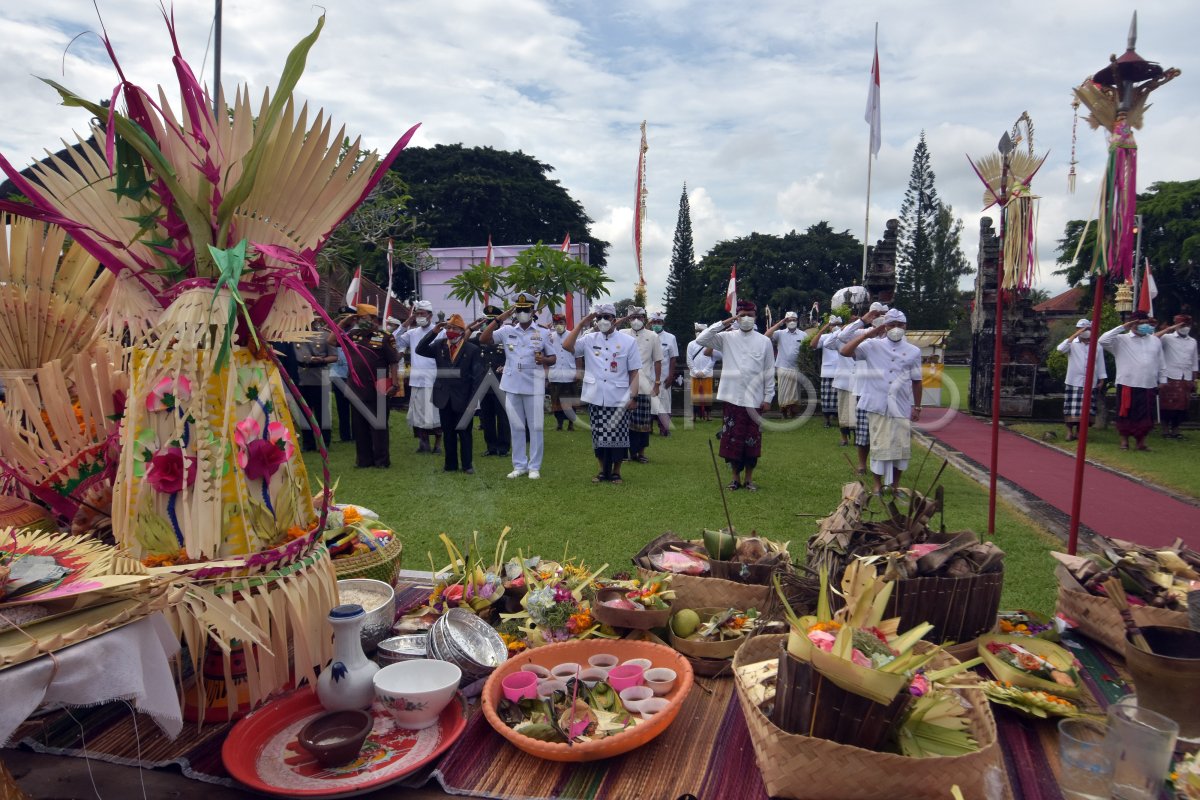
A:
[644, 667, 677, 696]
[579, 667, 608, 687]
[621, 658, 652, 671]
[521, 664, 552, 679]
[618, 685, 654, 712]
[536, 679, 567, 700]
[550, 662, 583, 680]
[638, 697, 670, 719]
[373, 659, 461, 730]
[587, 653, 619, 672]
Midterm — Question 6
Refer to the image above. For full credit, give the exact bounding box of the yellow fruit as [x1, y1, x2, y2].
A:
[672, 609, 700, 638]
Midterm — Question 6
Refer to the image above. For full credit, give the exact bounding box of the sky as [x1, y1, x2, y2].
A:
[1, 1, 1197, 311]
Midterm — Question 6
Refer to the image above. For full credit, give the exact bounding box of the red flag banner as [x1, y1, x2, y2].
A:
[865, 29, 881, 157]
[724, 264, 737, 314]
[561, 233, 574, 326]
[1137, 259, 1157, 316]
[633, 121, 647, 287]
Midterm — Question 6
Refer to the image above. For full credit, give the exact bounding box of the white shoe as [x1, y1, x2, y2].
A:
[507, 469, 527, 479]
[528, 470, 540, 480]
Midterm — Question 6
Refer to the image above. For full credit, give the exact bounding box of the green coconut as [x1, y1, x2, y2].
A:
[703, 528, 737, 560]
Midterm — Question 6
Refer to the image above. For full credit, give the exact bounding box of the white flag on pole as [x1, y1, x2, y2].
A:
[865, 29, 881, 158]
[345, 266, 362, 308]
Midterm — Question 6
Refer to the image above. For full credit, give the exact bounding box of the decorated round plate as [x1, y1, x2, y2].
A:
[222, 688, 466, 798]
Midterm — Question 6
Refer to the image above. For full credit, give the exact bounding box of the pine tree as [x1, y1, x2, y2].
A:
[897, 132, 956, 328]
[662, 183, 697, 344]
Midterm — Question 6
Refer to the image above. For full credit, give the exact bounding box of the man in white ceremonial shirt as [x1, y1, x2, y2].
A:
[1099, 310, 1165, 451]
[840, 308, 923, 496]
[1056, 319, 1107, 442]
[764, 310, 808, 419]
[649, 311, 679, 436]
[395, 300, 442, 454]
[621, 307, 662, 463]
[810, 315, 844, 431]
[480, 292, 557, 479]
[832, 302, 889, 474]
[1157, 314, 1198, 440]
[687, 322, 719, 421]
[563, 303, 642, 484]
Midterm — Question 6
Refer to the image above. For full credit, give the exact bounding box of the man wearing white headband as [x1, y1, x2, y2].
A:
[811, 314, 844, 430]
[832, 303, 888, 473]
[686, 322, 720, 421]
[764, 311, 808, 419]
[1056, 319, 1106, 441]
[649, 311, 678, 436]
[396, 299, 443, 454]
[1099, 311, 1164, 451]
[841, 308, 922, 496]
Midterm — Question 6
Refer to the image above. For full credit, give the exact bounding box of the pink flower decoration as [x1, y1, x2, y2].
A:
[909, 673, 930, 697]
[243, 438, 288, 481]
[234, 418, 262, 468]
[145, 446, 198, 494]
[145, 376, 192, 412]
[807, 630, 836, 652]
[850, 649, 872, 669]
[442, 584, 465, 604]
[265, 421, 296, 461]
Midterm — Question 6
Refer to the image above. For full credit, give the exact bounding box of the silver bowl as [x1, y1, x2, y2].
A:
[336, 578, 396, 654]
[376, 634, 429, 666]
[427, 609, 507, 681]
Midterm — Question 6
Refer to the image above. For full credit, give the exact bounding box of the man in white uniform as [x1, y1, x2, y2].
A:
[1055, 319, 1107, 441]
[823, 315, 857, 448]
[548, 313, 579, 431]
[1157, 314, 1198, 439]
[395, 300, 442, 454]
[764, 311, 808, 419]
[687, 322, 719, 421]
[1099, 311, 1165, 451]
[840, 308, 922, 496]
[563, 303, 642, 483]
[810, 315, 843, 429]
[480, 292, 557, 479]
[834, 303, 889, 473]
[650, 311, 679, 436]
[622, 307, 662, 463]
[696, 299, 775, 491]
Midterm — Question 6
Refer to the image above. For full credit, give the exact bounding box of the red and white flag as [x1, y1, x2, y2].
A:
[345, 266, 362, 308]
[864, 26, 881, 158]
[1137, 258, 1157, 316]
[724, 264, 737, 314]
[560, 233, 574, 327]
[381, 239, 395, 322]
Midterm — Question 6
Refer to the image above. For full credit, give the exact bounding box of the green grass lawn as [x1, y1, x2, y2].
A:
[1007, 420, 1200, 498]
[303, 408, 1062, 614]
[938, 365, 969, 410]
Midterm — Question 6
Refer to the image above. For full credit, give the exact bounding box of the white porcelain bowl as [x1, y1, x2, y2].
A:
[373, 659, 461, 730]
[644, 667, 678, 696]
[621, 658, 652, 671]
[618, 685, 654, 712]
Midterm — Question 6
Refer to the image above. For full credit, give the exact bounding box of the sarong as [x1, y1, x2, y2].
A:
[588, 404, 629, 449]
[549, 380, 578, 414]
[629, 394, 653, 433]
[1062, 384, 1097, 423]
[855, 405, 871, 448]
[691, 376, 713, 404]
[868, 412, 911, 483]
[836, 389, 857, 429]
[1160, 378, 1193, 424]
[718, 403, 762, 462]
[651, 383, 672, 415]
[1115, 385, 1156, 438]
[406, 385, 441, 432]
[820, 377, 837, 415]
[776, 367, 800, 407]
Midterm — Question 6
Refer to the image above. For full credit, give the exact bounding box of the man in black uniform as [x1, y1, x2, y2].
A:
[327, 304, 401, 468]
[472, 305, 511, 457]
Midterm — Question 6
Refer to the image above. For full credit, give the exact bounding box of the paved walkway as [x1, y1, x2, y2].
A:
[917, 409, 1200, 550]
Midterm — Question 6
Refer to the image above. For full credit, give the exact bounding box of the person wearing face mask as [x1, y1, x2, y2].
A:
[472, 305, 512, 457]
[811, 315, 844, 430]
[1056, 319, 1108, 442]
[480, 292, 557, 479]
[416, 314, 486, 473]
[327, 304, 401, 468]
[648, 311, 679, 436]
[695, 299, 775, 491]
[617, 307, 662, 463]
[1098, 310, 1165, 451]
[548, 313, 580, 431]
[395, 300, 442, 455]
[563, 304, 642, 483]
[834, 302, 889, 474]
[840, 309, 922, 497]
[764, 311, 809, 419]
[686, 321, 720, 421]
[1156, 314, 1198, 439]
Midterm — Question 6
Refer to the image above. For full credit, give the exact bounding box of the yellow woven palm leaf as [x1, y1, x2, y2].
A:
[971, 151, 1047, 209]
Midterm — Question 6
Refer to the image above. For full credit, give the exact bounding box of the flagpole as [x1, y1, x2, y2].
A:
[862, 22, 879, 283]
[862, 138, 874, 283]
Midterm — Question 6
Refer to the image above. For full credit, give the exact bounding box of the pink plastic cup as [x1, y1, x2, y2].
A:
[501, 671, 539, 702]
[606, 664, 645, 692]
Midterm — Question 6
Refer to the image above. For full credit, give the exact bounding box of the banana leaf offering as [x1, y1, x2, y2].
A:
[1053, 535, 1198, 613]
[977, 634, 1082, 699]
[498, 679, 638, 744]
[979, 681, 1091, 720]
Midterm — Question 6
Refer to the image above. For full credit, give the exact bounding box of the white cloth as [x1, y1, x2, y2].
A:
[657, 331, 679, 365]
[835, 319, 868, 394]
[818, 330, 842, 376]
[629, 328, 663, 395]
[686, 339, 717, 378]
[407, 384, 438, 429]
[695, 322, 775, 407]
[549, 329, 578, 383]
[0, 613, 181, 746]
[1056, 337, 1108, 387]
[771, 328, 808, 369]
[505, 391, 545, 471]
[1098, 326, 1165, 388]
[868, 412, 911, 484]
[824, 330, 856, 392]
[495, 322, 556, 395]
[395, 326, 441, 389]
[1160, 333, 1199, 380]
[852, 336, 923, 418]
[575, 330, 642, 407]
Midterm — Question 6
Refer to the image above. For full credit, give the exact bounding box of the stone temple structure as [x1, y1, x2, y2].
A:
[865, 218, 899, 305]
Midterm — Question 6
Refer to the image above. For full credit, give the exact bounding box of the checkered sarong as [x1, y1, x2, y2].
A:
[1062, 385, 1097, 422]
[588, 404, 629, 449]
[629, 393, 653, 433]
[820, 377, 837, 414]
[855, 404, 870, 447]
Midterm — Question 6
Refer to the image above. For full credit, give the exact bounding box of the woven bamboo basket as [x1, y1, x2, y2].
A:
[331, 535, 403, 585]
[1054, 565, 1187, 655]
[0, 497, 52, 529]
[885, 571, 1004, 645]
[733, 634, 1011, 800]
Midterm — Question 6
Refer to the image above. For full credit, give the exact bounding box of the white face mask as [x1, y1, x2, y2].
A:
[630, 319, 644, 331]
[1180, 327, 1191, 337]
[515, 311, 531, 324]
[886, 327, 906, 342]
[738, 316, 755, 332]
[786, 321, 797, 330]
[595, 319, 613, 333]
[554, 324, 565, 334]
[416, 315, 430, 328]
[1079, 331, 1091, 341]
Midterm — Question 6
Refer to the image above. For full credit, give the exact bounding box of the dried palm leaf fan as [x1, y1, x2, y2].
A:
[0, 216, 113, 375]
[0, 12, 419, 561]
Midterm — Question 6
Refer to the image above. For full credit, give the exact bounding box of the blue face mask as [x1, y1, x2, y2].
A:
[1136, 324, 1154, 336]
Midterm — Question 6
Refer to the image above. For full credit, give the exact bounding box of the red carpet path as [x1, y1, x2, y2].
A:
[918, 409, 1200, 550]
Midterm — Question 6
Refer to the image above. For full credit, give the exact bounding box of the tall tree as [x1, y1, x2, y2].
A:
[663, 183, 698, 343]
[923, 201, 973, 328]
[897, 132, 942, 325]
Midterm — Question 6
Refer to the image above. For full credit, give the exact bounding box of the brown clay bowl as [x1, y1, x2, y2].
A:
[297, 709, 372, 767]
[591, 589, 672, 630]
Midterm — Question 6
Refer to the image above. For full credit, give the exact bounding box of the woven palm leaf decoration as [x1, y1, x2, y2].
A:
[0, 11, 419, 560]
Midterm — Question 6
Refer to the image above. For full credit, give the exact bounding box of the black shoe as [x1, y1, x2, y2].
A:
[463, 467, 475, 474]
[444, 466, 458, 472]
[483, 449, 497, 456]
[431, 446, 442, 454]
[567, 422, 575, 431]
[635, 455, 650, 464]
[498, 449, 510, 456]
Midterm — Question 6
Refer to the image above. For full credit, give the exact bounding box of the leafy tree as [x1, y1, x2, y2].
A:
[920, 201, 973, 328]
[392, 143, 610, 266]
[663, 183, 698, 342]
[445, 241, 610, 311]
[1055, 179, 1200, 316]
[612, 297, 637, 316]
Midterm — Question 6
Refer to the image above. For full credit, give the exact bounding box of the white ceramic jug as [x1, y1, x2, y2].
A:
[316, 604, 379, 711]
